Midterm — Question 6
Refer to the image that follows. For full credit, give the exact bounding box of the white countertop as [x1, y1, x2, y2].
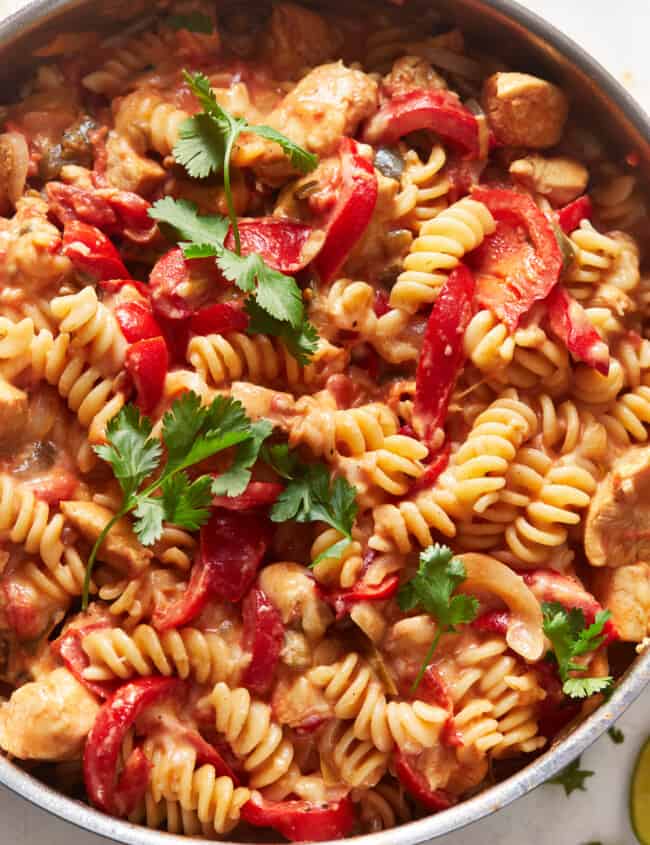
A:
[0, 0, 648, 843]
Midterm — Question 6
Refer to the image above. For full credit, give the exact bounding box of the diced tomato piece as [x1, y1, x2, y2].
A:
[546, 285, 610, 374]
[313, 137, 378, 283]
[124, 336, 168, 414]
[363, 89, 491, 159]
[471, 187, 563, 330]
[414, 265, 475, 444]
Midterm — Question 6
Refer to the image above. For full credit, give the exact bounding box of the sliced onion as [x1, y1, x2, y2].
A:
[466, 98, 490, 161]
[0, 132, 29, 207]
[409, 45, 484, 80]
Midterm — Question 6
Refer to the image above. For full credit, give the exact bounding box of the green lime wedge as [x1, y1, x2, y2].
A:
[631, 735, 650, 844]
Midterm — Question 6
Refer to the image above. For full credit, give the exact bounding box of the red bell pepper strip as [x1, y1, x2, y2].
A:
[546, 284, 610, 375]
[153, 508, 271, 631]
[183, 728, 239, 782]
[242, 793, 356, 842]
[114, 300, 163, 344]
[241, 587, 284, 696]
[394, 751, 455, 812]
[125, 336, 169, 414]
[313, 137, 378, 284]
[47, 183, 156, 243]
[471, 187, 563, 330]
[190, 301, 249, 336]
[148, 248, 195, 321]
[557, 195, 593, 234]
[84, 677, 183, 816]
[320, 573, 400, 619]
[472, 609, 510, 637]
[224, 218, 316, 274]
[62, 221, 129, 282]
[99, 277, 151, 298]
[523, 570, 618, 645]
[411, 442, 451, 493]
[211, 481, 283, 511]
[363, 89, 489, 159]
[96, 188, 156, 242]
[52, 623, 121, 700]
[413, 265, 475, 445]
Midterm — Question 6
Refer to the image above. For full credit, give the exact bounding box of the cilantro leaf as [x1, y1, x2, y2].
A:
[175, 114, 229, 180]
[161, 472, 213, 530]
[607, 726, 624, 744]
[93, 405, 162, 503]
[270, 461, 358, 550]
[548, 757, 594, 796]
[248, 123, 318, 173]
[212, 420, 273, 497]
[246, 298, 319, 366]
[148, 197, 228, 249]
[261, 442, 298, 479]
[166, 11, 214, 32]
[132, 495, 166, 546]
[542, 603, 613, 699]
[398, 545, 479, 690]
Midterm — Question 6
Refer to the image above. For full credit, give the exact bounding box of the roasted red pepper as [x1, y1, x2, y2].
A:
[125, 336, 168, 414]
[62, 221, 129, 282]
[241, 587, 284, 696]
[47, 183, 155, 242]
[211, 481, 284, 511]
[84, 677, 183, 816]
[471, 187, 563, 330]
[546, 284, 610, 374]
[363, 89, 490, 159]
[114, 300, 163, 344]
[394, 751, 455, 812]
[149, 248, 223, 322]
[190, 301, 249, 336]
[52, 623, 121, 699]
[153, 508, 271, 631]
[411, 442, 451, 493]
[313, 137, 378, 284]
[242, 793, 355, 842]
[224, 218, 316, 274]
[413, 265, 475, 444]
[320, 572, 400, 619]
[557, 195, 593, 234]
[472, 609, 510, 636]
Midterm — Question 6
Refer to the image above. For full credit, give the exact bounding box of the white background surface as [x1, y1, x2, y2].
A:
[0, 0, 648, 842]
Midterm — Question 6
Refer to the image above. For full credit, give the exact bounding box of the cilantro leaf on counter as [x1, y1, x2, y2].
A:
[548, 757, 594, 796]
[166, 11, 214, 33]
[398, 544, 479, 691]
[607, 726, 624, 744]
[542, 602, 613, 699]
[83, 392, 259, 608]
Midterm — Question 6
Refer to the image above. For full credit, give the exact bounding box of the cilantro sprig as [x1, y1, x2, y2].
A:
[398, 545, 479, 692]
[174, 70, 317, 252]
[148, 197, 319, 364]
[264, 443, 358, 563]
[548, 756, 594, 796]
[542, 602, 613, 699]
[83, 392, 269, 607]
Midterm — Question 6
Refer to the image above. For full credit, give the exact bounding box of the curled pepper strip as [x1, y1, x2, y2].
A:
[394, 751, 455, 812]
[114, 300, 163, 344]
[224, 217, 317, 274]
[124, 336, 169, 414]
[241, 792, 356, 842]
[413, 264, 475, 445]
[241, 587, 284, 696]
[83, 676, 184, 816]
[52, 623, 121, 700]
[313, 137, 378, 284]
[62, 220, 129, 282]
[546, 284, 610, 375]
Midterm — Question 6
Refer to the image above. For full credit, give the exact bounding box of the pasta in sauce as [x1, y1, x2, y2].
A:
[0, 0, 648, 840]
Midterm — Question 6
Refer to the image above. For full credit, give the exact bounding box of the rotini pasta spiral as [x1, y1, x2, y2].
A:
[318, 719, 390, 788]
[80, 624, 248, 685]
[209, 682, 294, 789]
[82, 30, 176, 96]
[51, 286, 127, 370]
[359, 434, 429, 496]
[114, 89, 189, 157]
[289, 401, 398, 459]
[310, 529, 364, 588]
[354, 783, 412, 833]
[400, 145, 450, 232]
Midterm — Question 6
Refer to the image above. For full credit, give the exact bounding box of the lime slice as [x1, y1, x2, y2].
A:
[631, 736, 650, 844]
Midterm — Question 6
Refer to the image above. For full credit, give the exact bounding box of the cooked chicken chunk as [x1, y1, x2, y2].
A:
[260, 3, 338, 81]
[509, 154, 588, 206]
[585, 446, 650, 567]
[235, 63, 378, 185]
[0, 379, 28, 444]
[0, 668, 99, 760]
[104, 132, 165, 195]
[60, 500, 152, 574]
[482, 72, 569, 148]
[383, 56, 447, 98]
[258, 562, 333, 640]
[592, 563, 650, 642]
